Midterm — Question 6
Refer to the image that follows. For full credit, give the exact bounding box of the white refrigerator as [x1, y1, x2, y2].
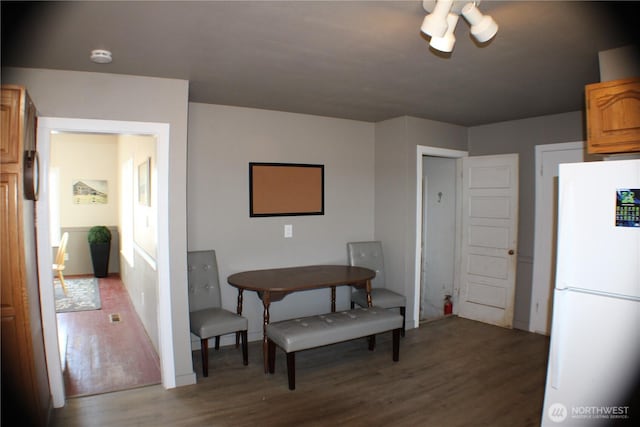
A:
[541, 159, 640, 426]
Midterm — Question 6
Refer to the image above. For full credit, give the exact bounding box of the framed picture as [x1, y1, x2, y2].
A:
[249, 162, 324, 217]
[138, 158, 151, 206]
[72, 179, 108, 204]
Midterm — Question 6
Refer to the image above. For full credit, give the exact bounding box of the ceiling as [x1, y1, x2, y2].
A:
[2, 1, 638, 126]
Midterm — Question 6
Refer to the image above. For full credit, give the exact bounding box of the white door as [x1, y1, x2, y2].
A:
[458, 154, 519, 328]
[529, 142, 583, 335]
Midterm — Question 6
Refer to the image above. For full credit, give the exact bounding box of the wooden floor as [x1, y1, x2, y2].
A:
[57, 275, 161, 397]
[52, 316, 550, 426]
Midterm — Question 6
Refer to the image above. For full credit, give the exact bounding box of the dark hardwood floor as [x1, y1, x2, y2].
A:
[52, 316, 550, 427]
[56, 275, 161, 397]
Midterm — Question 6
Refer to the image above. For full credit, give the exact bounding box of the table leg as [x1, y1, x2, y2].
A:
[235, 289, 244, 347]
[365, 279, 376, 349]
[331, 286, 336, 312]
[262, 291, 272, 373]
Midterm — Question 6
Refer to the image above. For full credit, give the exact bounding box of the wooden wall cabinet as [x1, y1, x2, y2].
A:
[585, 77, 640, 154]
[1, 85, 51, 426]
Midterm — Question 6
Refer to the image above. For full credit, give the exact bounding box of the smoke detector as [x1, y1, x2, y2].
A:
[90, 49, 112, 64]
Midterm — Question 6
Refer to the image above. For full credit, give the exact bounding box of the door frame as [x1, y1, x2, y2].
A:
[415, 145, 468, 327]
[529, 141, 584, 334]
[36, 117, 174, 407]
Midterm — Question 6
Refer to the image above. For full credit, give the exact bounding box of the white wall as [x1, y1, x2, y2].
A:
[127, 135, 158, 259]
[117, 134, 159, 350]
[187, 103, 375, 341]
[50, 132, 121, 275]
[51, 133, 119, 227]
[2, 67, 194, 388]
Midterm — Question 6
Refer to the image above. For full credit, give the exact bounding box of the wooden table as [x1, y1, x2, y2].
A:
[227, 265, 376, 372]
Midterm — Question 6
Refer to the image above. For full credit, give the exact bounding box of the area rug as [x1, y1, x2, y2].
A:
[54, 277, 102, 313]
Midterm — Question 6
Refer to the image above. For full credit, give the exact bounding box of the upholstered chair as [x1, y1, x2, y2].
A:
[188, 250, 248, 376]
[347, 241, 406, 336]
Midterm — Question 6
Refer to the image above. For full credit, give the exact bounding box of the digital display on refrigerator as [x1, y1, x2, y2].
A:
[616, 188, 640, 227]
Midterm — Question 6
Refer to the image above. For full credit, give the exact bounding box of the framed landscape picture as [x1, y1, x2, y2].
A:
[72, 179, 108, 204]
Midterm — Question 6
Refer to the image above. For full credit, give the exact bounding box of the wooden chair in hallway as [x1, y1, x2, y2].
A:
[347, 241, 406, 336]
[187, 250, 248, 377]
[53, 232, 69, 296]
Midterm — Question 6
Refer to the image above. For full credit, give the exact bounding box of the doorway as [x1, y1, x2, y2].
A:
[529, 141, 584, 335]
[420, 156, 458, 321]
[416, 147, 520, 329]
[415, 146, 468, 325]
[49, 131, 161, 396]
[36, 117, 174, 408]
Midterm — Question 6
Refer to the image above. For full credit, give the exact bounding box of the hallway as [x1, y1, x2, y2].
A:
[56, 275, 161, 397]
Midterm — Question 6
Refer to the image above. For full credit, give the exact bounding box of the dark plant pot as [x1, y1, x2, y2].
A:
[90, 242, 110, 278]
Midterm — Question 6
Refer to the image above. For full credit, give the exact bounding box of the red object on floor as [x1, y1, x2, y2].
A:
[444, 295, 453, 315]
[57, 275, 161, 397]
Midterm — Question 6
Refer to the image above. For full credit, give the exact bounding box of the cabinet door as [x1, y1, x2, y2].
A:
[0, 172, 38, 421]
[1, 87, 22, 164]
[586, 78, 640, 154]
[1, 85, 48, 426]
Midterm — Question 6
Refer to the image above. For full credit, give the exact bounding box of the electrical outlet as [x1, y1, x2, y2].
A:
[284, 224, 293, 238]
[64, 253, 69, 261]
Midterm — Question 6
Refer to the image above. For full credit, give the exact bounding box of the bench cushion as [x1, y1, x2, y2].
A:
[266, 307, 403, 353]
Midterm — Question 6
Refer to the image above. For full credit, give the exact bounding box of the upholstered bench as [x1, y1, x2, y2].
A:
[266, 307, 403, 390]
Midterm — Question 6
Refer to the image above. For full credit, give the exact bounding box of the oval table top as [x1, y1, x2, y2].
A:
[227, 265, 375, 293]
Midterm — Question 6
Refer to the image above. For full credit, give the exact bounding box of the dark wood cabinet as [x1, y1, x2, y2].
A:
[1, 85, 50, 426]
[585, 77, 640, 154]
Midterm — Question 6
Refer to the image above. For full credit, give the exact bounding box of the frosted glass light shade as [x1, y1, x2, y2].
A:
[421, 0, 453, 38]
[430, 13, 459, 53]
[461, 2, 498, 43]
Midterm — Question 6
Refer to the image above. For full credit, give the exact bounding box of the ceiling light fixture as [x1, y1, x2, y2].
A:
[421, 0, 453, 39]
[429, 13, 459, 53]
[90, 49, 112, 64]
[421, 1, 498, 53]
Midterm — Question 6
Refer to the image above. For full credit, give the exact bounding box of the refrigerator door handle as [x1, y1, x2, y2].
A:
[549, 289, 568, 389]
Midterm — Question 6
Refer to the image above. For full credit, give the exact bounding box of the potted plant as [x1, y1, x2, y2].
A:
[88, 225, 111, 278]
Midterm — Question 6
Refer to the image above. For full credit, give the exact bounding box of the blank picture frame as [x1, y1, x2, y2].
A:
[138, 157, 151, 206]
[249, 162, 324, 217]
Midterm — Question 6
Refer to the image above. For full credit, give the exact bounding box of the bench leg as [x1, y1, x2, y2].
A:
[215, 336, 220, 350]
[287, 352, 296, 390]
[392, 328, 400, 362]
[400, 307, 406, 337]
[368, 335, 376, 351]
[241, 330, 248, 366]
[268, 340, 276, 374]
[200, 338, 209, 377]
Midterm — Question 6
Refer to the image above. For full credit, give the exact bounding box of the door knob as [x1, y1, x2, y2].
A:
[508, 249, 515, 255]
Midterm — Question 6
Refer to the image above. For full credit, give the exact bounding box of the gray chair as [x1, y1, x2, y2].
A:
[188, 250, 248, 377]
[347, 241, 406, 336]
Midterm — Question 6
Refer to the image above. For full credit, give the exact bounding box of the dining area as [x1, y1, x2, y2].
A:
[187, 242, 406, 388]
